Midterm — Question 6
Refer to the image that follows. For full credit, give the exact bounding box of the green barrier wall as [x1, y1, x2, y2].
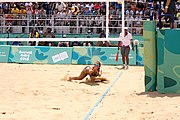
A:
[0, 45, 10, 63]
[72, 47, 136, 65]
[143, 21, 157, 92]
[157, 29, 180, 93]
[1, 45, 136, 65]
[8, 46, 72, 64]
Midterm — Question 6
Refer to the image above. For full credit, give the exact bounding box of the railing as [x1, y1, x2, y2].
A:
[0, 14, 179, 35]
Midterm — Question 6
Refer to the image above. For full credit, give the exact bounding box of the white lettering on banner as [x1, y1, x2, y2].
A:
[19, 50, 32, 61]
[52, 51, 69, 63]
[0, 52, 6, 57]
[109, 53, 117, 60]
[52, 54, 61, 63]
[59, 52, 68, 60]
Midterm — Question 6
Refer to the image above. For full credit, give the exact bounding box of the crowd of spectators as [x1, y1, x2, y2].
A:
[0, 1, 180, 35]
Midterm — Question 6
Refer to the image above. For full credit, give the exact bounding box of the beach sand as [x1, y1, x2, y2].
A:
[0, 63, 179, 120]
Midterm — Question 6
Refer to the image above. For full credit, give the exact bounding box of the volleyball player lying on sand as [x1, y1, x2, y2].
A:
[68, 61, 108, 82]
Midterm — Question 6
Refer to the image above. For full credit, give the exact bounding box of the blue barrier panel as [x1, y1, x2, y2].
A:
[0, 45, 10, 63]
[72, 47, 136, 65]
[8, 46, 72, 64]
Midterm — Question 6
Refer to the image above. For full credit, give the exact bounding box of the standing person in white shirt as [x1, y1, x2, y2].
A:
[118, 27, 134, 69]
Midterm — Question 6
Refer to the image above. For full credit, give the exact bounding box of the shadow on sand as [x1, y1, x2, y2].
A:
[79, 79, 110, 86]
[136, 91, 180, 98]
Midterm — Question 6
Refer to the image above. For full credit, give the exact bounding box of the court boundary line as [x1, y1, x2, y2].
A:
[84, 71, 123, 120]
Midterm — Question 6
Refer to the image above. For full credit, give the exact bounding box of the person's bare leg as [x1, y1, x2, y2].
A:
[90, 76, 96, 82]
[69, 71, 86, 81]
[90, 76, 108, 81]
[125, 55, 129, 65]
[121, 56, 126, 69]
[170, 22, 173, 29]
[122, 56, 125, 64]
[96, 77, 108, 81]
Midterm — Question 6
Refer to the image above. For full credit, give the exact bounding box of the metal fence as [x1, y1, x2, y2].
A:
[0, 14, 179, 35]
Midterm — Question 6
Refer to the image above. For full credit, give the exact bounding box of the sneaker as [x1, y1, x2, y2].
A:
[120, 65, 125, 70]
[125, 65, 129, 70]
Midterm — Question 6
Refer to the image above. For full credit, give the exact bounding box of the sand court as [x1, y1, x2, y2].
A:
[0, 63, 179, 120]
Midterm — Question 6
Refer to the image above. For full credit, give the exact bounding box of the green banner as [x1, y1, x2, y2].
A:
[0, 45, 10, 63]
[72, 47, 136, 65]
[8, 46, 72, 64]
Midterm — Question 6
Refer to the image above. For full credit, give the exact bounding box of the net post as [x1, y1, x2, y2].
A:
[106, 1, 109, 38]
[122, 0, 125, 38]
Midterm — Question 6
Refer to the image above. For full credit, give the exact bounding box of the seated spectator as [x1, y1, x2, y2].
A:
[96, 33, 110, 47]
[96, 34, 103, 46]
[72, 41, 81, 46]
[11, 4, 19, 14]
[97, 30, 109, 47]
[12, 36, 23, 46]
[83, 36, 93, 46]
[72, 37, 81, 46]
[29, 29, 40, 46]
[71, 5, 79, 15]
[42, 27, 55, 46]
[84, 5, 92, 15]
[57, 35, 69, 47]
[55, 2, 66, 12]
[176, 9, 180, 19]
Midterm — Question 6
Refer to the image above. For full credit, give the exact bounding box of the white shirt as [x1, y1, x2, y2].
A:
[119, 32, 132, 46]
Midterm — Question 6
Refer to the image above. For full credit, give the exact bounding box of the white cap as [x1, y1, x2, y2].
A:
[63, 35, 66, 38]
[124, 27, 128, 30]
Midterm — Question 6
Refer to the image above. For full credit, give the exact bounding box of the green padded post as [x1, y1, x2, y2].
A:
[157, 30, 165, 93]
[163, 29, 180, 93]
[143, 21, 157, 92]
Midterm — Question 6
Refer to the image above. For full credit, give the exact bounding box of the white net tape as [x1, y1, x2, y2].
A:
[0, 38, 119, 42]
[0, 0, 117, 2]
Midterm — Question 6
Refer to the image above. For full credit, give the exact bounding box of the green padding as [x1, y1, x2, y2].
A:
[163, 30, 180, 93]
[0, 45, 10, 63]
[157, 29, 180, 94]
[143, 21, 157, 92]
[157, 30, 165, 93]
[72, 47, 136, 65]
[136, 46, 144, 66]
[8, 46, 72, 64]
